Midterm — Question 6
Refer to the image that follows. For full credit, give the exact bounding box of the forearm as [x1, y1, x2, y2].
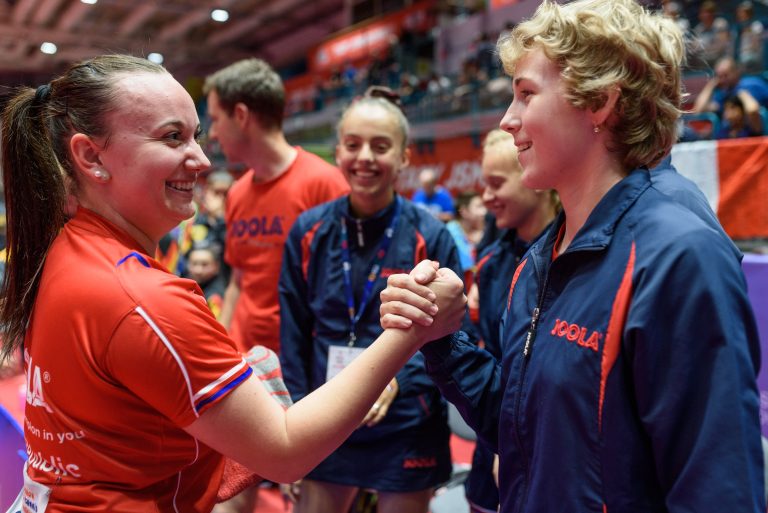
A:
[263, 328, 422, 482]
[287, 327, 417, 427]
[185, 328, 420, 483]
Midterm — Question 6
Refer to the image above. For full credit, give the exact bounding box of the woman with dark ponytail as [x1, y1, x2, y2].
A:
[0, 55, 466, 512]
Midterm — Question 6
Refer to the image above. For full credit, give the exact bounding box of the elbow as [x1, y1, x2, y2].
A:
[255, 458, 312, 484]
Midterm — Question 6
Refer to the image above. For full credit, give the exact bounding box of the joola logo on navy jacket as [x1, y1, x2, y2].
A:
[422, 169, 764, 513]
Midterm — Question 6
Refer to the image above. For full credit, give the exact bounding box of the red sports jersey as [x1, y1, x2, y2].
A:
[22, 207, 251, 512]
[225, 147, 349, 353]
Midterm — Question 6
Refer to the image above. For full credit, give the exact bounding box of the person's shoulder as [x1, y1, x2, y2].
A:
[295, 147, 340, 175]
[478, 236, 504, 261]
[115, 257, 210, 317]
[227, 169, 255, 198]
[401, 198, 452, 238]
[411, 188, 426, 202]
[628, 186, 727, 256]
[293, 196, 343, 231]
[739, 75, 768, 93]
[293, 147, 348, 192]
[402, 197, 442, 224]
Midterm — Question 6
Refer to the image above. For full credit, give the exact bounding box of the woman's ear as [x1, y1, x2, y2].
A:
[590, 87, 620, 129]
[70, 133, 111, 182]
[401, 146, 411, 168]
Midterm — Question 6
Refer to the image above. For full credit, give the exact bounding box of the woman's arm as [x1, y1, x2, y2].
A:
[185, 261, 466, 483]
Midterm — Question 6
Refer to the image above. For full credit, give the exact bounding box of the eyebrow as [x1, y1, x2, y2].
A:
[158, 120, 185, 130]
[157, 120, 202, 133]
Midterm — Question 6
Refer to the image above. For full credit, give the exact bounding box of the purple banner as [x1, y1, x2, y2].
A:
[744, 253, 768, 437]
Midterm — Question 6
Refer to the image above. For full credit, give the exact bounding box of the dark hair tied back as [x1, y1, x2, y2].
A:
[34, 84, 51, 105]
[362, 86, 404, 111]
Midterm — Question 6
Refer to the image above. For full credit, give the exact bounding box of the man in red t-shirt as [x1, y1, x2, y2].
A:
[203, 58, 349, 513]
[204, 59, 349, 357]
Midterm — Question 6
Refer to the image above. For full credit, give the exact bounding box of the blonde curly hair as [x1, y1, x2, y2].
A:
[497, 0, 685, 170]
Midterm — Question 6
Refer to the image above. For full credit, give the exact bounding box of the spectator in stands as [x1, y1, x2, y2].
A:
[716, 90, 764, 138]
[453, 58, 486, 111]
[691, 0, 732, 69]
[662, 1, 690, 32]
[191, 169, 233, 279]
[204, 58, 349, 513]
[734, 1, 766, 74]
[426, 71, 452, 100]
[381, 0, 765, 511]
[412, 168, 455, 221]
[474, 32, 498, 79]
[692, 56, 768, 116]
[445, 190, 486, 274]
[186, 240, 227, 320]
[661, 1, 697, 66]
[279, 87, 460, 513]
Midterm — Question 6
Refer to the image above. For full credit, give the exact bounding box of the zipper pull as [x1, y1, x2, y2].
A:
[523, 307, 540, 358]
[356, 218, 364, 247]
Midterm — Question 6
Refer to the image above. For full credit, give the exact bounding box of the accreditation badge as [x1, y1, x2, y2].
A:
[6, 463, 51, 513]
[326, 345, 365, 382]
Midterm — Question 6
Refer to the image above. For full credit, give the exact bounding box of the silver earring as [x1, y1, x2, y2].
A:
[94, 169, 110, 181]
[593, 125, 601, 133]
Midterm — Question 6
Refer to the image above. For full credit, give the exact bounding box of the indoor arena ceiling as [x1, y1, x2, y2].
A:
[0, 0, 347, 81]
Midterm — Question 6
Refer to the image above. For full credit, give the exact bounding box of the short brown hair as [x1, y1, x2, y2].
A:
[204, 58, 285, 131]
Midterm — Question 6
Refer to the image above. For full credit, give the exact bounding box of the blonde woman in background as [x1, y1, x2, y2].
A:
[463, 128, 558, 513]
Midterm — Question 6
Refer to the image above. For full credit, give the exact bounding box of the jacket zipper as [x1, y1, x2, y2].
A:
[356, 218, 364, 247]
[512, 252, 551, 513]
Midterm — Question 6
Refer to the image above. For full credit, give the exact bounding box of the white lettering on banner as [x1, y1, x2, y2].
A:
[26, 442, 82, 478]
[24, 352, 53, 414]
[444, 160, 484, 191]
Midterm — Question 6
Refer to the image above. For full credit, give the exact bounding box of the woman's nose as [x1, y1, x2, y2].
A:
[499, 101, 521, 135]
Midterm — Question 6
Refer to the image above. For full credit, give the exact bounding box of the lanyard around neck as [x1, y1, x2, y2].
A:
[340, 196, 401, 346]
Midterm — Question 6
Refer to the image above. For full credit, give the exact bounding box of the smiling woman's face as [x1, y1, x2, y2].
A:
[336, 103, 409, 217]
[94, 72, 210, 244]
[499, 48, 595, 193]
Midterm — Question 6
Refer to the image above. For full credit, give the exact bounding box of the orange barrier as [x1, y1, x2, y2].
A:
[717, 137, 768, 240]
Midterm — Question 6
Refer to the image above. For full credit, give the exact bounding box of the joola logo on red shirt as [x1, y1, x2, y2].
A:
[550, 319, 602, 352]
[230, 216, 284, 238]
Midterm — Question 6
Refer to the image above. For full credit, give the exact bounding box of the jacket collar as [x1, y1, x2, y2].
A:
[338, 195, 400, 249]
[541, 168, 651, 256]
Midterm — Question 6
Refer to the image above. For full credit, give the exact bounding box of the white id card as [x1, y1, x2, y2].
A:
[326, 345, 365, 381]
[6, 463, 51, 513]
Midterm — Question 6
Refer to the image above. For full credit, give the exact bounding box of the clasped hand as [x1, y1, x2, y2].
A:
[379, 259, 466, 340]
